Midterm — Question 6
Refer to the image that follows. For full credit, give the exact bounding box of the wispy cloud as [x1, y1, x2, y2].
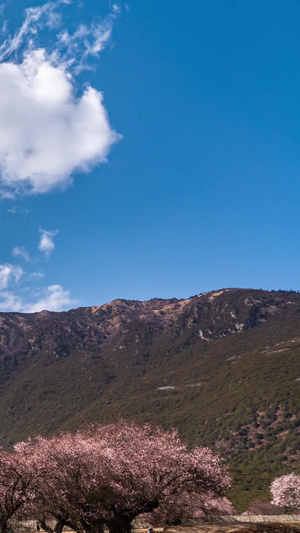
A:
[0, 263, 23, 290]
[29, 271, 45, 280]
[38, 228, 59, 258]
[0, 0, 71, 63]
[0, 0, 121, 197]
[0, 260, 74, 312]
[0, 0, 117, 68]
[57, 19, 115, 73]
[0, 284, 75, 312]
[12, 246, 31, 262]
[7, 206, 29, 214]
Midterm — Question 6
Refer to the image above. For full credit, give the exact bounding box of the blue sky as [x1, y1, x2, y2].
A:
[0, 0, 300, 311]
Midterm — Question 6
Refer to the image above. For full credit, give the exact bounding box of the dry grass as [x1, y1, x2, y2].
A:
[163, 524, 300, 533]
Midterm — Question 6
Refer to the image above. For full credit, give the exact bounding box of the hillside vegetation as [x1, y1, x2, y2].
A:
[0, 288, 300, 510]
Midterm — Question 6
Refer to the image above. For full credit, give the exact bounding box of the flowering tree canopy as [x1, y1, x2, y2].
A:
[270, 473, 300, 510]
[88, 422, 231, 533]
[16, 421, 231, 533]
[149, 492, 234, 525]
[15, 432, 110, 533]
[0, 449, 34, 533]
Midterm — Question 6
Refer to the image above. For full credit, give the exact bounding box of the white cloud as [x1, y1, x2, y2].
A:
[0, 291, 23, 312]
[12, 246, 31, 262]
[0, 50, 120, 195]
[0, 284, 75, 312]
[0, 261, 74, 312]
[111, 4, 120, 13]
[29, 271, 45, 280]
[25, 284, 75, 312]
[0, 264, 23, 289]
[0, 1, 120, 196]
[38, 228, 59, 257]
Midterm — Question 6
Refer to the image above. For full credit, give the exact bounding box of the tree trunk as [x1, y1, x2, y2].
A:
[0, 521, 8, 533]
[107, 515, 133, 533]
[54, 521, 65, 533]
[79, 518, 105, 533]
[40, 518, 55, 533]
[39, 518, 65, 533]
[107, 502, 159, 533]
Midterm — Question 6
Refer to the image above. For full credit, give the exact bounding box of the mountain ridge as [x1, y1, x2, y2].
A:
[0, 287, 300, 510]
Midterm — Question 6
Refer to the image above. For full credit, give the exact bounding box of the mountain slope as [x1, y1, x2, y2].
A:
[0, 288, 300, 510]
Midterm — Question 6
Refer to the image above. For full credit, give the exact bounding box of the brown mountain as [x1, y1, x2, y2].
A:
[0, 287, 300, 509]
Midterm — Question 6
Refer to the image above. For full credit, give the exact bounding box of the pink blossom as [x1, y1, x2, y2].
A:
[270, 473, 300, 509]
[16, 422, 231, 533]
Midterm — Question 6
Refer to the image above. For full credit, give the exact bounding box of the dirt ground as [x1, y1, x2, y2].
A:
[163, 524, 300, 533]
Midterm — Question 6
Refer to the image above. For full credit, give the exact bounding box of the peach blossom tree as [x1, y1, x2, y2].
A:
[0, 449, 34, 533]
[18, 422, 231, 533]
[270, 473, 300, 511]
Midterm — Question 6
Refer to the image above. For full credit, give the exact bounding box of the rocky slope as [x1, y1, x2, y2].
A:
[0, 287, 296, 358]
